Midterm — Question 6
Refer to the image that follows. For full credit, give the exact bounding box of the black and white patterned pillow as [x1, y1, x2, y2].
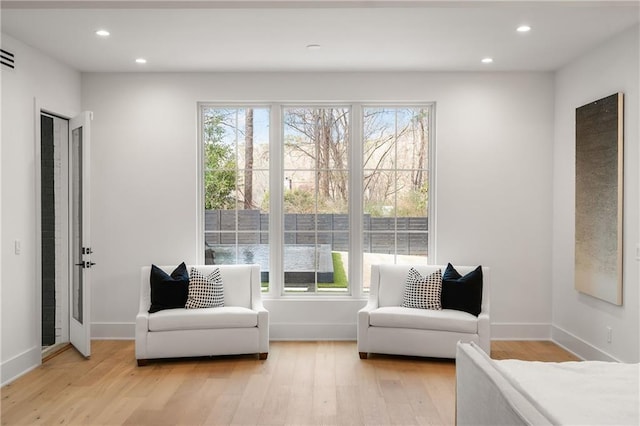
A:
[401, 268, 443, 310]
[185, 267, 224, 309]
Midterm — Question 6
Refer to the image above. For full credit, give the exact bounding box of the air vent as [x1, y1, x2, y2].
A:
[1, 49, 15, 69]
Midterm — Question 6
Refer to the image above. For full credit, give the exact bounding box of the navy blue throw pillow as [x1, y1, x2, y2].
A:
[441, 263, 483, 316]
[149, 262, 189, 313]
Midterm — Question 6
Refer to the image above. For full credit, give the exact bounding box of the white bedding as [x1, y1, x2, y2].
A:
[495, 359, 640, 426]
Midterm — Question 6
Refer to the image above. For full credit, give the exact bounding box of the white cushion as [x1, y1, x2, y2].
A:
[185, 267, 224, 309]
[402, 268, 442, 310]
[149, 307, 258, 332]
[368, 306, 478, 334]
[187, 265, 252, 308]
[378, 265, 443, 307]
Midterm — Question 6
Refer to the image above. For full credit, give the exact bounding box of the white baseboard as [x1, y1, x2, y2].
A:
[490, 322, 552, 340]
[551, 325, 620, 362]
[91, 322, 135, 340]
[269, 322, 356, 340]
[1, 346, 41, 386]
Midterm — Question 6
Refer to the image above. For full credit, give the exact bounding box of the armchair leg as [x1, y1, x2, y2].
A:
[259, 352, 268, 360]
[137, 359, 148, 367]
[359, 352, 368, 359]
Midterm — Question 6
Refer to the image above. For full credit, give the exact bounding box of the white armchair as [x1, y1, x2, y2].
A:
[358, 264, 490, 359]
[136, 264, 269, 365]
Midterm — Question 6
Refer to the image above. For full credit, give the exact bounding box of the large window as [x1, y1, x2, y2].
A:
[201, 106, 271, 290]
[283, 107, 350, 293]
[200, 103, 433, 296]
[362, 107, 431, 290]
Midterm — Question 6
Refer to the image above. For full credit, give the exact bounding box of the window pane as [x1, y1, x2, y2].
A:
[283, 107, 316, 170]
[364, 169, 396, 217]
[238, 170, 269, 212]
[395, 171, 428, 218]
[283, 240, 318, 292]
[366, 231, 396, 255]
[317, 232, 348, 294]
[202, 106, 270, 291]
[363, 108, 396, 170]
[205, 170, 238, 211]
[317, 171, 348, 214]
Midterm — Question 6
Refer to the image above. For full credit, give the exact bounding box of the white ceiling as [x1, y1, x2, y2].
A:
[1, 1, 639, 72]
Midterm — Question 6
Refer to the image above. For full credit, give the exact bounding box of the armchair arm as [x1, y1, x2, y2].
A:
[477, 312, 491, 355]
[135, 311, 149, 360]
[255, 305, 269, 354]
[359, 298, 378, 314]
[357, 298, 378, 353]
[251, 276, 269, 354]
[136, 267, 152, 360]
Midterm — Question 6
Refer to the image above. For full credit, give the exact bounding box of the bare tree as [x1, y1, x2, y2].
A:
[411, 108, 428, 190]
[362, 109, 411, 201]
[284, 108, 349, 205]
[362, 108, 429, 216]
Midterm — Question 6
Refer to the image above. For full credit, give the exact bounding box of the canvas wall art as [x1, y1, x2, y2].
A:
[575, 92, 623, 305]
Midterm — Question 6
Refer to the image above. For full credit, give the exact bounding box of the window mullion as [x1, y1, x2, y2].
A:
[270, 105, 284, 296]
[394, 109, 399, 264]
[235, 109, 240, 262]
[196, 104, 205, 264]
[351, 104, 363, 299]
[427, 104, 436, 265]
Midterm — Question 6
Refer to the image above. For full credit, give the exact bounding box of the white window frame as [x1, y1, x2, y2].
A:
[197, 102, 435, 299]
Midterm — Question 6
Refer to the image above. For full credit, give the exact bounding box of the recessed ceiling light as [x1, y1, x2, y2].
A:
[95, 29, 110, 37]
[135, 58, 147, 64]
[481, 57, 494, 64]
[517, 25, 531, 33]
[306, 44, 321, 51]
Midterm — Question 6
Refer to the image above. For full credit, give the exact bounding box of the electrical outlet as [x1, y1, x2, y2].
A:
[606, 326, 612, 343]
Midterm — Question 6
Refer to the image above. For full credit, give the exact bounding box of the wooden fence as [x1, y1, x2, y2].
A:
[205, 210, 428, 255]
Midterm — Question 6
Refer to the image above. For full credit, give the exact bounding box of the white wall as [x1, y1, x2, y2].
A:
[81, 71, 555, 341]
[0, 33, 81, 384]
[552, 25, 639, 362]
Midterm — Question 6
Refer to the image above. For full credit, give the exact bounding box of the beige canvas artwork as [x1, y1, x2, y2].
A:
[575, 92, 624, 305]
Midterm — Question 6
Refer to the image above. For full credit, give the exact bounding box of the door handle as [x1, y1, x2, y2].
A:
[75, 261, 97, 268]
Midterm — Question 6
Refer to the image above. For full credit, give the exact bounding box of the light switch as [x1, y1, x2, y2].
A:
[14, 240, 21, 255]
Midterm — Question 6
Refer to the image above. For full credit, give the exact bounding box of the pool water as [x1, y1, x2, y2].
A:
[205, 244, 334, 284]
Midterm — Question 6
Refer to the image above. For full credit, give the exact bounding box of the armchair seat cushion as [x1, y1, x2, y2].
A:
[369, 306, 478, 334]
[149, 306, 258, 332]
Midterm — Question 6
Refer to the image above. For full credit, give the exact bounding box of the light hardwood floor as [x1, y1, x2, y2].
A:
[1, 340, 578, 426]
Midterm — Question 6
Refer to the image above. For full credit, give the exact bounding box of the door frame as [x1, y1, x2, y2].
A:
[34, 99, 74, 359]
